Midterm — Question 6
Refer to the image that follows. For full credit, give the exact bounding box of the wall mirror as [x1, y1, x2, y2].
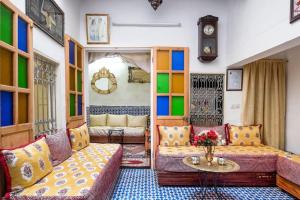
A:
[91, 67, 117, 94]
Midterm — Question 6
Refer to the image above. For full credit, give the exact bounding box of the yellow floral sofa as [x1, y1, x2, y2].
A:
[1, 143, 122, 200]
[0, 124, 123, 200]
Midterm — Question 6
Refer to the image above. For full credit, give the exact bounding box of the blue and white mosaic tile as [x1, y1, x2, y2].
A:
[112, 169, 294, 200]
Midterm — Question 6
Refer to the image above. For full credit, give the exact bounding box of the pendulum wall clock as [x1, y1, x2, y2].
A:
[197, 15, 218, 62]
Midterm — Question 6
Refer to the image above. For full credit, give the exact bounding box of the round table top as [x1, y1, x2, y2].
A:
[182, 156, 240, 173]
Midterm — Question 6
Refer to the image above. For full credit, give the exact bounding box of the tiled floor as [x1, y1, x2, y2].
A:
[112, 169, 294, 200]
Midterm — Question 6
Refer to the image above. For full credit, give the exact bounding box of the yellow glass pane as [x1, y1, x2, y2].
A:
[18, 93, 28, 124]
[172, 74, 184, 93]
[70, 67, 75, 91]
[157, 50, 169, 70]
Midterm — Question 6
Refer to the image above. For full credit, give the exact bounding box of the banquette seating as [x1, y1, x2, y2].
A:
[87, 106, 150, 145]
[0, 124, 122, 200]
[155, 124, 300, 199]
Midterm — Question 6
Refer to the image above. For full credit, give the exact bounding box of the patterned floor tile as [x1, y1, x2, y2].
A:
[112, 169, 294, 200]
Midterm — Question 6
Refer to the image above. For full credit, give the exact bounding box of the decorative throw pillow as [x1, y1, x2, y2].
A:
[127, 115, 148, 127]
[193, 125, 227, 146]
[229, 125, 262, 146]
[90, 114, 107, 127]
[69, 123, 90, 151]
[0, 137, 53, 195]
[107, 114, 127, 127]
[45, 129, 72, 166]
[159, 126, 191, 147]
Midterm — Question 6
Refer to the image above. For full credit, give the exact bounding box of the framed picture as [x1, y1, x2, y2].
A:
[86, 14, 110, 44]
[290, 0, 300, 23]
[128, 67, 150, 83]
[26, 0, 64, 46]
[226, 69, 243, 91]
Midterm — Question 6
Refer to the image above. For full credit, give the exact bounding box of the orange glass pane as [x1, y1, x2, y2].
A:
[77, 46, 82, 68]
[18, 93, 28, 124]
[172, 74, 184, 93]
[157, 50, 169, 70]
[69, 67, 75, 91]
[0, 47, 13, 86]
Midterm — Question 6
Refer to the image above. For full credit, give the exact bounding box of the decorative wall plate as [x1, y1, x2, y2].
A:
[91, 67, 117, 94]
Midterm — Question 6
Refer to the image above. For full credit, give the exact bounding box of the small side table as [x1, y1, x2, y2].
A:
[183, 156, 240, 199]
[108, 128, 124, 144]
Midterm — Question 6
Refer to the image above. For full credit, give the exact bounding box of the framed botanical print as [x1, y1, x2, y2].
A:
[226, 69, 243, 91]
[86, 14, 110, 44]
[26, 0, 64, 46]
[291, 0, 300, 23]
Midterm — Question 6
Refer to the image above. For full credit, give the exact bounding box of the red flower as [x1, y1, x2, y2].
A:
[207, 130, 218, 140]
[199, 134, 207, 142]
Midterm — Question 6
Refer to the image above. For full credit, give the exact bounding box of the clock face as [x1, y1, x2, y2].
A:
[203, 24, 215, 36]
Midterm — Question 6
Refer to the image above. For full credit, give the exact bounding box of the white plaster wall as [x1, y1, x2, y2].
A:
[10, 0, 81, 130]
[227, 0, 300, 67]
[88, 57, 150, 106]
[285, 46, 300, 154]
[79, 0, 229, 73]
[79, 0, 242, 124]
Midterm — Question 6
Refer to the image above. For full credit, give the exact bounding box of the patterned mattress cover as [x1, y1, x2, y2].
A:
[89, 127, 145, 137]
[277, 154, 300, 186]
[9, 143, 122, 200]
[157, 145, 285, 173]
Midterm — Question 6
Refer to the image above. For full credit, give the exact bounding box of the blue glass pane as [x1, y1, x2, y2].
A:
[69, 41, 75, 65]
[78, 95, 82, 115]
[18, 17, 27, 52]
[0, 91, 13, 126]
[172, 51, 184, 70]
[157, 96, 169, 116]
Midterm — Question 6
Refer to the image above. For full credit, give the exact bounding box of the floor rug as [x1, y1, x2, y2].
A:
[112, 169, 294, 200]
[121, 144, 150, 168]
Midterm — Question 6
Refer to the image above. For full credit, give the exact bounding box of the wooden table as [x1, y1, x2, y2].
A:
[183, 156, 240, 199]
[108, 128, 124, 144]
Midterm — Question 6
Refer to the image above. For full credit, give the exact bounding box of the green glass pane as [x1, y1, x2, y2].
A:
[172, 96, 184, 116]
[0, 4, 13, 45]
[18, 56, 27, 88]
[157, 73, 169, 93]
[77, 70, 82, 92]
[70, 94, 75, 116]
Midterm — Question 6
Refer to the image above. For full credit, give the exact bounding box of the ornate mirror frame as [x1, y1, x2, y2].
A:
[91, 67, 117, 94]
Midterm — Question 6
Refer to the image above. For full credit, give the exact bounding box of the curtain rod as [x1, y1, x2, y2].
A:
[112, 22, 181, 27]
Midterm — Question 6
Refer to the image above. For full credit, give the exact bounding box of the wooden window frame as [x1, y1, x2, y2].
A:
[0, 0, 34, 148]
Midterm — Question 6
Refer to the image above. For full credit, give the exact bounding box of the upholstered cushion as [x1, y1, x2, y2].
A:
[193, 125, 227, 146]
[90, 114, 107, 127]
[159, 126, 191, 147]
[229, 125, 262, 146]
[89, 126, 145, 137]
[45, 129, 72, 166]
[69, 124, 90, 151]
[127, 115, 147, 127]
[0, 137, 53, 195]
[107, 114, 127, 127]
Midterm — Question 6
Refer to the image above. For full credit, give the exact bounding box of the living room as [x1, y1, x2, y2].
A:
[0, 0, 300, 199]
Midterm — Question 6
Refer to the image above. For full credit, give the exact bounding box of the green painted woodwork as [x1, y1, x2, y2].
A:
[77, 70, 82, 92]
[157, 73, 169, 93]
[18, 56, 27, 88]
[0, 4, 13, 45]
[172, 96, 184, 116]
[70, 94, 75, 116]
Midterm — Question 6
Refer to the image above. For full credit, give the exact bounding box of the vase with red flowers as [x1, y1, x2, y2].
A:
[193, 130, 219, 166]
